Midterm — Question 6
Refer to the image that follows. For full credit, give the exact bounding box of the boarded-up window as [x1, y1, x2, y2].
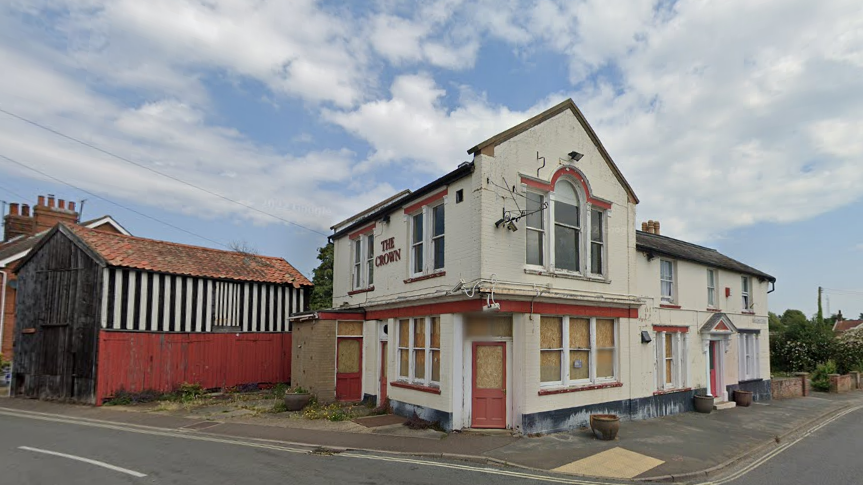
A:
[539, 316, 618, 388]
[656, 329, 687, 390]
[540, 317, 563, 383]
[465, 315, 512, 338]
[569, 318, 590, 381]
[476, 345, 503, 389]
[396, 316, 441, 386]
[338, 321, 364, 336]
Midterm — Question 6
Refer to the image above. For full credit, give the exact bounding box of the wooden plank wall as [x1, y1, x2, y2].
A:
[96, 332, 293, 403]
[11, 231, 102, 403]
[99, 268, 306, 332]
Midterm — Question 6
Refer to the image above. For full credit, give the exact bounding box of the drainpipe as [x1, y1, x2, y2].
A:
[0, 269, 7, 363]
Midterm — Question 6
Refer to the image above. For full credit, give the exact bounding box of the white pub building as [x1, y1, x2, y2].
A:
[295, 100, 775, 434]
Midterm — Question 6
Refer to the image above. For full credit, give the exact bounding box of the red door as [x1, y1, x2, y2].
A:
[336, 337, 362, 401]
[380, 342, 388, 404]
[471, 342, 506, 429]
[709, 341, 718, 397]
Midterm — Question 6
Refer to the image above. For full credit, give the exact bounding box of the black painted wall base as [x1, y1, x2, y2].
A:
[362, 393, 377, 406]
[390, 399, 453, 431]
[727, 379, 772, 402]
[522, 388, 707, 435]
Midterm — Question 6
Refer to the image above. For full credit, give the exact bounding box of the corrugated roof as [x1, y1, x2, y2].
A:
[636, 230, 775, 282]
[62, 224, 312, 287]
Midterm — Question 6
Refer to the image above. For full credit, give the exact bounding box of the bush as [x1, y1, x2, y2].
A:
[104, 388, 162, 406]
[835, 327, 863, 374]
[811, 360, 837, 392]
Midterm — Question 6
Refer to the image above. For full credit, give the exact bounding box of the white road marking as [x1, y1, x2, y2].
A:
[19, 446, 147, 478]
[2, 404, 861, 485]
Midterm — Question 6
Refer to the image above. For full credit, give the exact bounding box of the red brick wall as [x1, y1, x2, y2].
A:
[1, 262, 18, 362]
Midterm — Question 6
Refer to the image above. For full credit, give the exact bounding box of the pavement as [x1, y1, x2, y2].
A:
[2, 390, 863, 482]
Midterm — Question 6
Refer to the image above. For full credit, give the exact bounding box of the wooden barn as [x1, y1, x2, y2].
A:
[11, 223, 311, 404]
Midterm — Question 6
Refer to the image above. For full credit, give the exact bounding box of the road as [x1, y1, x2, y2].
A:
[0, 405, 861, 484]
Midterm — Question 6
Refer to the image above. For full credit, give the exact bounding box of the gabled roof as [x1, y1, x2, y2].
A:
[834, 319, 863, 333]
[331, 190, 411, 231]
[79, 215, 132, 236]
[18, 224, 312, 287]
[331, 161, 474, 239]
[636, 231, 776, 282]
[0, 214, 132, 267]
[467, 98, 639, 204]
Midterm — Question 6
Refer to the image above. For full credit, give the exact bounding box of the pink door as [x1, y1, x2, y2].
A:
[709, 341, 718, 397]
[471, 342, 506, 429]
[336, 338, 362, 401]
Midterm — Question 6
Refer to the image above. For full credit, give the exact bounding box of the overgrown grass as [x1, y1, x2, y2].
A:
[302, 401, 352, 421]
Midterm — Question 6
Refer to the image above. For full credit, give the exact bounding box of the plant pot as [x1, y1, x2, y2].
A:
[284, 393, 312, 411]
[589, 414, 620, 440]
[733, 390, 753, 407]
[693, 395, 715, 413]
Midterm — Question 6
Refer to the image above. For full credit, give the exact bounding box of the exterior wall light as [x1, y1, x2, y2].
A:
[568, 151, 584, 161]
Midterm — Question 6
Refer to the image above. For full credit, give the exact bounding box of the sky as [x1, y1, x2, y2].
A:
[0, 0, 861, 317]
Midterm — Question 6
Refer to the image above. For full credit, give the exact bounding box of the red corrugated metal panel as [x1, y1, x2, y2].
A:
[96, 331, 292, 404]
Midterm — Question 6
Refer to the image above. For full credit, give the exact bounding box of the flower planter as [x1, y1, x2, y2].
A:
[693, 395, 714, 413]
[733, 390, 753, 407]
[284, 393, 312, 411]
[589, 414, 620, 441]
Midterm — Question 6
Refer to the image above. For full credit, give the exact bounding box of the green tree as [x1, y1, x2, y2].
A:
[309, 242, 334, 310]
[768, 311, 783, 333]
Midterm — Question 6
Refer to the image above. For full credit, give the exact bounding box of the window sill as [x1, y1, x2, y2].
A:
[524, 268, 610, 284]
[404, 271, 446, 284]
[706, 307, 721, 312]
[741, 311, 756, 315]
[660, 304, 681, 309]
[538, 381, 622, 395]
[390, 381, 442, 394]
[348, 286, 374, 296]
[653, 387, 692, 396]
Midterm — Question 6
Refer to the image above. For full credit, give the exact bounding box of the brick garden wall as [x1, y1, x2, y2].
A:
[771, 377, 804, 399]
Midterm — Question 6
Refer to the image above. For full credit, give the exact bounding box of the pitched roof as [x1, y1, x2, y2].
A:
[331, 161, 475, 239]
[79, 215, 132, 236]
[331, 190, 411, 231]
[467, 98, 639, 204]
[636, 230, 776, 282]
[0, 231, 46, 266]
[834, 319, 863, 333]
[57, 224, 311, 287]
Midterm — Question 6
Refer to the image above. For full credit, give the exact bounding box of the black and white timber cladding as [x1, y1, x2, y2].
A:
[100, 268, 303, 332]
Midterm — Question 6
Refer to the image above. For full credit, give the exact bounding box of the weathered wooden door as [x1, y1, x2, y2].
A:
[471, 342, 506, 429]
[379, 341, 388, 404]
[336, 337, 362, 401]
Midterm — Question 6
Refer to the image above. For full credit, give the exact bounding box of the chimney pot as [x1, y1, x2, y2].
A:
[641, 221, 648, 232]
[69, 201, 76, 212]
[22, 204, 30, 217]
[647, 220, 656, 234]
[9, 203, 19, 216]
[38, 195, 45, 206]
[48, 195, 55, 208]
[59, 199, 66, 210]
[654, 221, 661, 236]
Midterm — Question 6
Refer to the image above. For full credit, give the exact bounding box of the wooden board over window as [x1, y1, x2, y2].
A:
[338, 321, 364, 337]
[466, 315, 513, 338]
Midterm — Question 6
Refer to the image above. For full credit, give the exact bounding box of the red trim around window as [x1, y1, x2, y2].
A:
[660, 304, 682, 309]
[403, 189, 448, 214]
[653, 325, 688, 333]
[348, 223, 375, 240]
[538, 382, 623, 395]
[521, 168, 613, 210]
[404, 272, 446, 284]
[390, 381, 442, 394]
[348, 287, 374, 296]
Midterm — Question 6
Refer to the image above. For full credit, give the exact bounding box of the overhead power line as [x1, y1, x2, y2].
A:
[0, 152, 230, 249]
[0, 182, 28, 201]
[0, 107, 328, 237]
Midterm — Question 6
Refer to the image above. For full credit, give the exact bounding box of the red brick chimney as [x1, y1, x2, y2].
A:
[4, 202, 35, 242]
[33, 194, 79, 233]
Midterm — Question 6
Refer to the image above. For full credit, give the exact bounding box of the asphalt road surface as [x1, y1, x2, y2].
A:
[1, 405, 861, 485]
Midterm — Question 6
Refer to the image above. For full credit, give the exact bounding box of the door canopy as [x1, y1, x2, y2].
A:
[700, 313, 738, 335]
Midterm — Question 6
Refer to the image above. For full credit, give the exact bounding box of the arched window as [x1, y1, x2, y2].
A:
[553, 179, 581, 272]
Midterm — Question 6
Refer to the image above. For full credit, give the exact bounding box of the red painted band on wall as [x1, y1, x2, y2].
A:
[316, 312, 365, 320]
[365, 299, 638, 320]
[403, 189, 448, 214]
[348, 223, 375, 240]
[653, 325, 689, 333]
[96, 331, 292, 405]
